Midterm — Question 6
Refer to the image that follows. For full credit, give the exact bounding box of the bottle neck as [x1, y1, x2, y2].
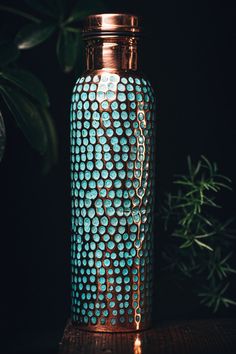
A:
[85, 36, 138, 71]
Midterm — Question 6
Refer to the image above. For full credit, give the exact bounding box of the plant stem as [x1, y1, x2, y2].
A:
[0, 5, 41, 23]
[65, 27, 81, 33]
[62, 16, 77, 27]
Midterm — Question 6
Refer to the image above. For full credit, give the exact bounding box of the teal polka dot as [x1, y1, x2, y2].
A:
[118, 83, 125, 91]
[111, 137, 118, 145]
[92, 120, 99, 129]
[101, 284, 106, 291]
[104, 259, 110, 267]
[104, 199, 112, 208]
[99, 277, 105, 284]
[89, 92, 96, 101]
[103, 119, 111, 128]
[138, 112, 144, 121]
[101, 100, 109, 109]
[102, 112, 110, 121]
[110, 170, 117, 180]
[101, 169, 108, 178]
[88, 208, 95, 218]
[95, 250, 103, 259]
[106, 207, 115, 216]
[107, 128, 114, 137]
[113, 121, 120, 128]
[113, 145, 120, 152]
[125, 128, 132, 136]
[111, 101, 118, 110]
[99, 136, 107, 144]
[108, 241, 115, 250]
[137, 93, 143, 101]
[108, 226, 115, 235]
[121, 111, 128, 120]
[90, 83, 96, 91]
[116, 127, 123, 136]
[118, 93, 126, 102]
[104, 152, 111, 161]
[97, 91, 105, 101]
[112, 110, 119, 119]
[100, 188, 107, 197]
[121, 77, 128, 84]
[106, 162, 113, 170]
[106, 90, 116, 100]
[128, 92, 135, 101]
[99, 268, 105, 276]
[81, 92, 87, 101]
[101, 216, 108, 226]
[92, 111, 100, 120]
[71, 73, 155, 327]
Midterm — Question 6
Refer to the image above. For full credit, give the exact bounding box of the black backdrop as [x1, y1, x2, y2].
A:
[0, 0, 236, 348]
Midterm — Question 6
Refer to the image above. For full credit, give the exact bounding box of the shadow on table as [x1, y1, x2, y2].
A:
[59, 318, 236, 354]
[3, 318, 236, 354]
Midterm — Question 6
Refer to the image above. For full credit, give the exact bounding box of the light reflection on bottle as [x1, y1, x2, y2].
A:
[134, 334, 142, 354]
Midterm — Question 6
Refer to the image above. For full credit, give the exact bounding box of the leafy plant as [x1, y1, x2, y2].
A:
[160, 156, 236, 312]
[0, 0, 105, 170]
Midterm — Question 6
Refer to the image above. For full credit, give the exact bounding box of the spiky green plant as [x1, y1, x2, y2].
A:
[160, 156, 236, 312]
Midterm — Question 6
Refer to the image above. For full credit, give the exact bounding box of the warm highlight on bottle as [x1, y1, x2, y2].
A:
[70, 13, 156, 332]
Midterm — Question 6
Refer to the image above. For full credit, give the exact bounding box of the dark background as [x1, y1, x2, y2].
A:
[0, 0, 236, 352]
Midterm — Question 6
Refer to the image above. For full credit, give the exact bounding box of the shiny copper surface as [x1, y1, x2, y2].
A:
[83, 13, 139, 71]
[85, 37, 138, 71]
[70, 13, 156, 333]
[83, 13, 141, 37]
[61, 319, 236, 354]
[70, 71, 155, 332]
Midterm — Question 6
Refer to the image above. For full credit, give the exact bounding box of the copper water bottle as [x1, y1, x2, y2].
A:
[70, 13, 156, 332]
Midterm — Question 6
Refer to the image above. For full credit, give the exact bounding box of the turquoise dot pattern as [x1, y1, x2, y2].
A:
[70, 72, 156, 331]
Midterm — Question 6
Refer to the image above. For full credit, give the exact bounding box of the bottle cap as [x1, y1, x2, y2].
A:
[82, 13, 141, 38]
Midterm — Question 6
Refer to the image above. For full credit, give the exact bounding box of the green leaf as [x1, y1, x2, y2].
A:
[201, 155, 213, 175]
[187, 155, 193, 178]
[66, 0, 105, 24]
[179, 239, 193, 248]
[215, 174, 232, 183]
[24, 0, 63, 18]
[174, 180, 193, 186]
[219, 282, 229, 295]
[0, 41, 19, 66]
[15, 23, 56, 49]
[194, 239, 213, 251]
[214, 182, 232, 191]
[220, 252, 233, 265]
[0, 5, 41, 23]
[39, 107, 58, 173]
[0, 69, 49, 106]
[0, 111, 6, 162]
[222, 298, 236, 306]
[56, 29, 81, 72]
[193, 160, 201, 177]
[194, 231, 216, 239]
[0, 86, 47, 153]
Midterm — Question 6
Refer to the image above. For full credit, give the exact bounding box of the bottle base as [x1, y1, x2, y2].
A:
[62, 318, 151, 338]
[59, 318, 152, 354]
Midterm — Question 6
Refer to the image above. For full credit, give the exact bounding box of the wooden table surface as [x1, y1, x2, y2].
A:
[59, 318, 236, 354]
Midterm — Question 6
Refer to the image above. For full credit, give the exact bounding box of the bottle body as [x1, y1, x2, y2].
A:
[70, 69, 156, 331]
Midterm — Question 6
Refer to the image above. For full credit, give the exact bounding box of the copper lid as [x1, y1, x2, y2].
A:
[82, 13, 141, 38]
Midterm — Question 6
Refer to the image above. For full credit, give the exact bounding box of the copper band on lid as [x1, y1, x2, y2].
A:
[82, 13, 141, 38]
